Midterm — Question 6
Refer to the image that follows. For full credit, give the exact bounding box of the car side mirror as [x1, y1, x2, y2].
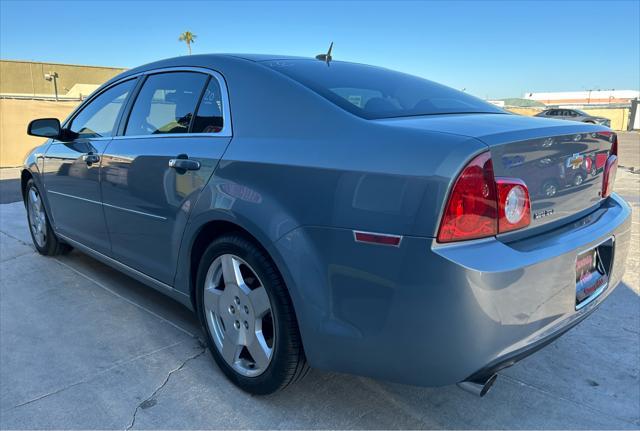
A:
[27, 118, 67, 140]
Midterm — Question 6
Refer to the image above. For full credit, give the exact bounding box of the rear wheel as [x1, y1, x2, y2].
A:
[196, 234, 308, 394]
[24, 179, 71, 256]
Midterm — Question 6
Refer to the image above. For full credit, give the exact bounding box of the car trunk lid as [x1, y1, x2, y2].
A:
[375, 113, 616, 233]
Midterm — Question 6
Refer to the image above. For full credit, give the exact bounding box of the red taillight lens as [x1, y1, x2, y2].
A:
[438, 153, 532, 243]
[496, 178, 531, 233]
[610, 133, 618, 156]
[437, 152, 498, 243]
[602, 133, 618, 198]
[602, 155, 618, 198]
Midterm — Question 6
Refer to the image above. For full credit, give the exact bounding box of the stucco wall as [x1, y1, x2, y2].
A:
[1, 99, 79, 167]
[0, 60, 125, 97]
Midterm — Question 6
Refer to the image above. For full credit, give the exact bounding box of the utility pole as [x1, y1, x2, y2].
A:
[44, 71, 59, 101]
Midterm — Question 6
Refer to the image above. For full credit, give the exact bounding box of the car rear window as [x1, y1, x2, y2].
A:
[264, 60, 504, 119]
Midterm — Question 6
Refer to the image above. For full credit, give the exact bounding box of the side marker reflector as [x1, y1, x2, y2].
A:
[353, 231, 402, 247]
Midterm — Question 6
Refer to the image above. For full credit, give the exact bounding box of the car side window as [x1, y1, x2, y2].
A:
[69, 80, 135, 139]
[191, 78, 224, 133]
[125, 72, 208, 136]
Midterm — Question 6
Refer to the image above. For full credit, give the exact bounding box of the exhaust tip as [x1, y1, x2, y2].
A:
[457, 374, 497, 397]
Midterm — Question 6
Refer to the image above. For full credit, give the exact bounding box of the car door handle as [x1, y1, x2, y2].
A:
[168, 158, 200, 171]
[82, 153, 100, 165]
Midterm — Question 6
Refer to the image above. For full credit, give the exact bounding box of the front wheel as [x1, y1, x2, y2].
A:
[196, 234, 308, 394]
[24, 179, 71, 256]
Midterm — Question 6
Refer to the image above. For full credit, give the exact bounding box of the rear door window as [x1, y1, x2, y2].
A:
[191, 78, 224, 133]
[125, 72, 208, 136]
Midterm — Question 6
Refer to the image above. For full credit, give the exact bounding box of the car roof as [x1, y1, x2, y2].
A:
[224, 53, 312, 62]
[111, 53, 315, 78]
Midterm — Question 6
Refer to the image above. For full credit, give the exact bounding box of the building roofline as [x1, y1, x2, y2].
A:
[0, 58, 128, 70]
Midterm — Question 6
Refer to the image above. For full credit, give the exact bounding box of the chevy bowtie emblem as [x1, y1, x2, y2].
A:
[567, 153, 584, 170]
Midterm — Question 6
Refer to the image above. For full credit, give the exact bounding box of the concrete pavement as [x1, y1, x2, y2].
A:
[0, 163, 638, 429]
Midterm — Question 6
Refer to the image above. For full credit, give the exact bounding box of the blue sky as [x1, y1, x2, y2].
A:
[1, 0, 638, 98]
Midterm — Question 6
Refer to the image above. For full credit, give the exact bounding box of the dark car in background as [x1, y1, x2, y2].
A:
[535, 108, 611, 127]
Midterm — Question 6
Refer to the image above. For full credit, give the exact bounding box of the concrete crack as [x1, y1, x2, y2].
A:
[0, 230, 32, 246]
[125, 348, 206, 430]
[5, 340, 190, 413]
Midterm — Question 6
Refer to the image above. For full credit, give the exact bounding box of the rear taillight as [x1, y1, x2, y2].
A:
[602, 133, 618, 198]
[437, 152, 531, 243]
[496, 179, 531, 233]
[610, 133, 618, 156]
[437, 152, 497, 242]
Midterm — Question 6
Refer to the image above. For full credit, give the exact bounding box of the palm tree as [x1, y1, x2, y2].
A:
[178, 31, 197, 55]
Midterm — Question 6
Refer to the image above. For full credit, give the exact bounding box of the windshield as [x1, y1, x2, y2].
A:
[264, 60, 504, 119]
[574, 109, 589, 116]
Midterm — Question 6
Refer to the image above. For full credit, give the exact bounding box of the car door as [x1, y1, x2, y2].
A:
[42, 79, 136, 254]
[100, 69, 231, 285]
[566, 110, 580, 122]
[559, 109, 572, 121]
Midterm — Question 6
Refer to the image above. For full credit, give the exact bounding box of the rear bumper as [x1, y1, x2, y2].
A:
[273, 193, 632, 387]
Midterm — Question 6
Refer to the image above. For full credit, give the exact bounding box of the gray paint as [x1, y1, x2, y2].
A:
[21, 54, 632, 388]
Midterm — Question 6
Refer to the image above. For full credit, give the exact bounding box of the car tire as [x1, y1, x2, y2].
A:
[196, 234, 308, 394]
[24, 179, 72, 256]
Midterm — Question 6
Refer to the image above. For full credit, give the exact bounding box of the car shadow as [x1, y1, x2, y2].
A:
[0, 178, 22, 204]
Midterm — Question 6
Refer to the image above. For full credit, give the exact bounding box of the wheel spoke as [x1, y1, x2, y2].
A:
[203, 286, 222, 315]
[28, 189, 38, 206]
[221, 254, 243, 287]
[249, 286, 271, 317]
[247, 334, 271, 370]
[221, 332, 241, 365]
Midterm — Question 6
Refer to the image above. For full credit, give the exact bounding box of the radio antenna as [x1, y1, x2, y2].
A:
[315, 42, 333, 65]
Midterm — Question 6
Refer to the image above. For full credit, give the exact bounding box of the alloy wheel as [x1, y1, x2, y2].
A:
[27, 186, 47, 248]
[544, 183, 557, 197]
[203, 254, 275, 377]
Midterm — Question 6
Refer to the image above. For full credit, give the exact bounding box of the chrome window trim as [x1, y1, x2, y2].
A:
[64, 67, 233, 139]
[50, 137, 112, 143]
[111, 133, 222, 141]
[120, 67, 232, 139]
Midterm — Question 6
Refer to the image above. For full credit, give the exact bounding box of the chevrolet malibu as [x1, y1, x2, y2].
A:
[21, 54, 630, 396]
